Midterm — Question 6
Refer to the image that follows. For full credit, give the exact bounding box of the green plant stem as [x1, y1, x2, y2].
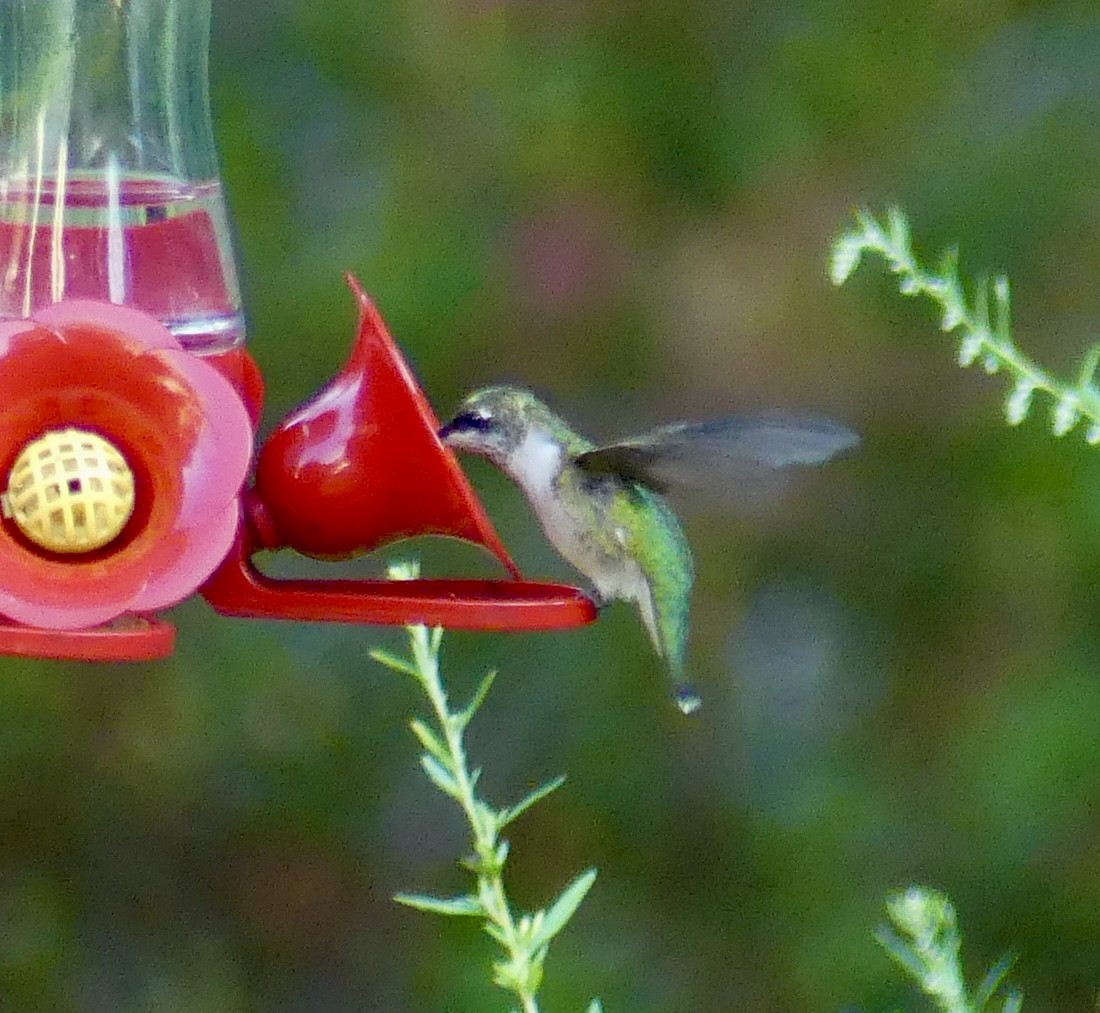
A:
[375, 560, 598, 1011]
[831, 207, 1100, 439]
[405, 622, 541, 1013]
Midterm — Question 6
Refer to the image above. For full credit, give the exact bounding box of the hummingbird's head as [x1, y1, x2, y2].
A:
[439, 386, 552, 464]
[440, 385, 589, 493]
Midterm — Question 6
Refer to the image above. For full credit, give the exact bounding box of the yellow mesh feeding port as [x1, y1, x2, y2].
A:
[2, 428, 136, 553]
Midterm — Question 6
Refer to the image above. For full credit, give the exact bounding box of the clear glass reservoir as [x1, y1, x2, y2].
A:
[0, 0, 244, 352]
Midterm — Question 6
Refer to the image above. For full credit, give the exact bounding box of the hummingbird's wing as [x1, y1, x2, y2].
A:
[574, 415, 859, 494]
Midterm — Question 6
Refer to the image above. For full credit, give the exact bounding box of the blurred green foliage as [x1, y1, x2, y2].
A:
[5, 0, 1100, 1009]
[877, 886, 1020, 1013]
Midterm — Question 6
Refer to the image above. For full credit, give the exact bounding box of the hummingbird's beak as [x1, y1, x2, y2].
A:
[438, 420, 456, 442]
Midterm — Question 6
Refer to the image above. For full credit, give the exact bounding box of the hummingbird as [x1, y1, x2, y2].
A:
[439, 386, 857, 714]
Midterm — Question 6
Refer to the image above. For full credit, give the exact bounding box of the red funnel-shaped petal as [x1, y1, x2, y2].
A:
[254, 276, 519, 573]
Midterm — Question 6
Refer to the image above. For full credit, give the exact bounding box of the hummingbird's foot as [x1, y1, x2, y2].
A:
[674, 683, 702, 716]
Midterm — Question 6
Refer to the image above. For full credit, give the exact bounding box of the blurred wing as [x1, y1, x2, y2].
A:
[574, 415, 859, 493]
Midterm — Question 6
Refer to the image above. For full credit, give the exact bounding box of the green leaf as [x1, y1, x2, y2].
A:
[1005, 379, 1036, 426]
[491, 958, 521, 992]
[829, 234, 863, 285]
[395, 892, 485, 917]
[873, 927, 926, 979]
[941, 294, 964, 328]
[468, 799, 499, 844]
[887, 206, 909, 247]
[528, 949, 546, 993]
[993, 275, 1012, 342]
[1051, 395, 1080, 437]
[483, 921, 507, 945]
[457, 670, 497, 728]
[958, 333, 983, 367]
[973, 953, 1017, 1011]
[420, 754, 462, 800]
[1077, 342, 1100, 388]
[971, 276, 990, 341]
[369, 648, 419, 677]
[409, 719, 451, 768]
[529, 868, 597, 951]
[498, 775, 566, 828]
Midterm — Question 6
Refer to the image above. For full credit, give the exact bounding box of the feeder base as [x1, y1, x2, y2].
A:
[0, 615, 175, 661]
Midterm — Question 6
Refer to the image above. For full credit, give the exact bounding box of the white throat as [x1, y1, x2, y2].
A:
[506, 429, 564, 499]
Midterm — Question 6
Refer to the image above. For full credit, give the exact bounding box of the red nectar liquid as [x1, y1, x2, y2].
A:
[0, 176, 245, 352]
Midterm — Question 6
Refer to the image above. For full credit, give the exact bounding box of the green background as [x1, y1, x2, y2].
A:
[7, 0, 1100, 1009]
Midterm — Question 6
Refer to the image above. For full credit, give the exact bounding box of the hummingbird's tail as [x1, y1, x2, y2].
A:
[673, 681, 702, 715]
[632, 564, 698, 714]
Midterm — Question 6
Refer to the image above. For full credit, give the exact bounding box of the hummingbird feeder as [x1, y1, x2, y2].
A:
[0, 0, 596, 662]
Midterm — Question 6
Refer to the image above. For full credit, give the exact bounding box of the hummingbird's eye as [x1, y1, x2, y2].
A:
[451, 411, 495, 432]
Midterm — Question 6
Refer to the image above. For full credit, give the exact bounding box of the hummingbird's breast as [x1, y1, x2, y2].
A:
[505, 428, 647, 602]
[545, 467, 648, 603]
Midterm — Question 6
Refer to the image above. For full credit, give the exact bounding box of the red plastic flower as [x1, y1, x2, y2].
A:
[0, 300, 252, 629]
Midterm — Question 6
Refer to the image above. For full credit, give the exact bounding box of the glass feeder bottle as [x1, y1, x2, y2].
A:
[0, 0, 244, 352]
